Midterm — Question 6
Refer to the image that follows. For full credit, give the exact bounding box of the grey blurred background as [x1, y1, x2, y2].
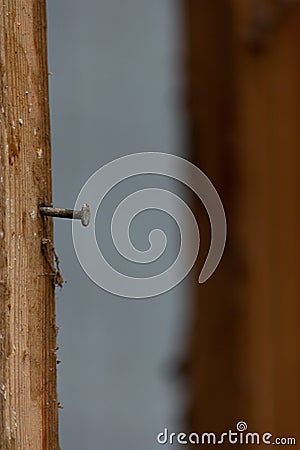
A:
[47, 1, 189, 449]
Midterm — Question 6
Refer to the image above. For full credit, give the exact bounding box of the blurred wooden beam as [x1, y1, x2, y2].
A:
[183, 0, 300, 442]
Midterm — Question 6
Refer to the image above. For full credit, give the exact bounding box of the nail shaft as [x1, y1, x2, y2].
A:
[40, 204, 90, 227]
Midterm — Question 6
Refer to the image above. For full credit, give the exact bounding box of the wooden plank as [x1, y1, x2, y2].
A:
[232, 0, 300, 435]
[0, 1, 59, 448]
[183, 0, 300, 441]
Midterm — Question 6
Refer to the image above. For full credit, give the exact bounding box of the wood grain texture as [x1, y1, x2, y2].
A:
[0, 1, 59, 448]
